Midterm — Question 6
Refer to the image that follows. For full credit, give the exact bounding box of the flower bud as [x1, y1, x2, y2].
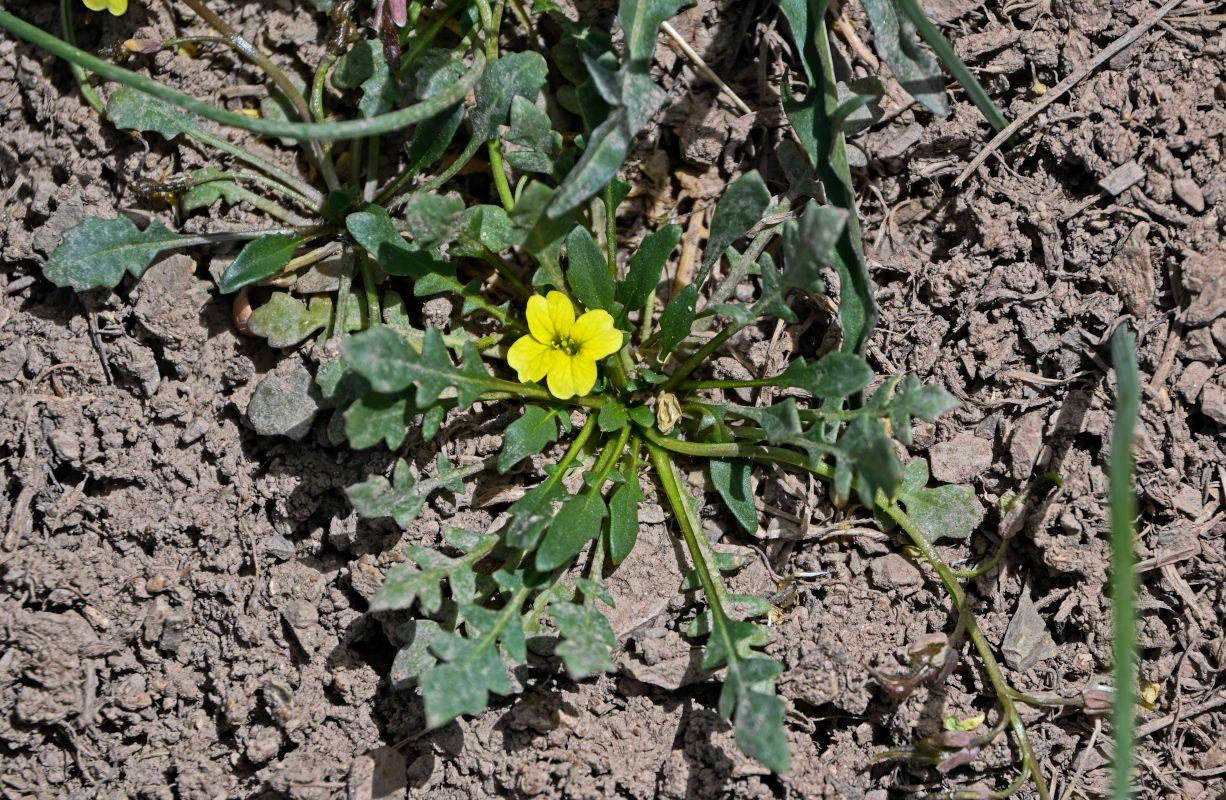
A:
[123, 38, 163, 54]
[1081, 683, 1115, 716]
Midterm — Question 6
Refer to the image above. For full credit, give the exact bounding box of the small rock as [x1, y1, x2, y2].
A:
[1172, 485, 1202, 517]
[1009, 411, 1047, 479]
[1200, 382, 1226, 426]
[1001, 593, 1057, 672]
[1175, 361, 1212, 403]
[262, 535, 296, 561]
[928, 432, 994, 483]
[1098, 160, 1144, 196]
[639, 503, 666, 524]
[245, 724, 282, 764]
[1212, 317, 1226, 350]
[1183, 327, 1220, 361]
[46, 429, 80, 463]
[868, 553, 923, 591]
[1172, 177, 1205, 212]
[1105, 222, 1153, 315]
[1182, 246, 1226, 327]
[246, 359, 324, 440]
[0, 341, 27, 381]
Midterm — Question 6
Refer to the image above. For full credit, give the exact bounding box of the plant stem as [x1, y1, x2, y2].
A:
[879, 498, 1051, 800]
[59, 0, 104, 114]
[892, 0, 1011, 134]
[488, 140, 516, 210]
[0, 10, 485, 143]
[177, 0, 341, 192]
[659, 321, 745, 393]
[1109, 324, 1139, 800]
[357, 248, 381, 327]
[602, 182, 618, 278]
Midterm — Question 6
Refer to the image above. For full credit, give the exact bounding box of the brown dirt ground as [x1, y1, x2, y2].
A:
[2, 0, 1225, 798]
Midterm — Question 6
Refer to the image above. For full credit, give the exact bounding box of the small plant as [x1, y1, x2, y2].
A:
[1, 0, 1061, 792]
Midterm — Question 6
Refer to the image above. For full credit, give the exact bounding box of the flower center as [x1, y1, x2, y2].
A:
[552, 335, 580, 356]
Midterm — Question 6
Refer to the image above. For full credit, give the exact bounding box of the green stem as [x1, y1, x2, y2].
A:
[892, 0, 1011, 134]
[659, 321, 745, 393]
[602, 182, 618, 278]
[357, 248, 381, 327]
[638, 426, 813, 472]
[950, 538, 1009, 580]
[488, 140, 516, 210]
[879, 498, 1050, 800]
[1109, 324, 1139, 800]
[177, 0, 341, 192]
[0, 10, 485, 143]
[59, 0, 103, 114]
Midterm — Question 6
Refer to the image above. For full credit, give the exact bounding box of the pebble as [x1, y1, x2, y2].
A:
[928, 432, 994, 483]
[1200, 382, 1226, 426]
[868, 553, 922, 591]
[1172, 176, 1206, 212]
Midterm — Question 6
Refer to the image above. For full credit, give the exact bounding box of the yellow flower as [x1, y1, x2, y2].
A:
[507, 291, 623, 400]
[82, 0, 128, 15]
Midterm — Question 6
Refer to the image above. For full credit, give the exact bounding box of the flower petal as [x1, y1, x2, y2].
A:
[82, 0, 107, 10]
[572, 309, 623, 361]
[545, 291, 576, 339]
[506, 334, 557, 383]
[109, 0, 128, 14]
[525, 294, 553, 344]
[546, 354, 597, 400]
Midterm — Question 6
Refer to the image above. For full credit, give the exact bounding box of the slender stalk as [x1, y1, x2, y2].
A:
[1109, 324, 1139, 800]
[488, 141, 516, 210]
[0, 10, 485, 143]
[602, 182, 618, 278]
[357, 248, 381, 327]
[659, 321, 745, 393]
[880, 498, 1051, 800]
[177, 0, 341, 192]
[59, 0, 103, 114]
[183, 128, 325, 209]
[892, 0, 1011, 134]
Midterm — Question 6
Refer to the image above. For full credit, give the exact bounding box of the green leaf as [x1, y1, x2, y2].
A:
[548, 72, 668, 218]
[511, 183, 573, 290]
[505, 479, 568, 551]
[628, 406, 655, 427]
[402, 193, 465, 250]
[535, 490, 609, 571]
[732, 398, 802, 444]
[505, 95, 563, 174]
[888, 374, 959, 445]
[658, 284, 697, 356]
[729, 676, 790, 773]
[470, 51, 549, 143]
[859, 0, 948, 117]
[619, 0, 690, 72]
[597, 401, 629, 432]
[621, 224, 682, 312]
[896, 458, 983, 542]
[698, 171, 770, 287]
[371, 546, 456, 614]
[836, 416, 902, 504]
[334, 39, 403, 118]
[780, 201, 847, 295]
[710, 450, 757, 537]
[344, 326, 503, 408]
[348, 459, 428, 529]
[391, 619, 443, 690]
[246, 292, 332, 348]
[552, 602, 616, 679]
[43, 217, 194, 291]
[106, 86, 194, 139]
[607, 479, 644, 565]
[775, 351, 873, 398]
[453, 204, 515, 258]
[345, 392, 414, 449]
[180, 167, 258, 213]
[420, 632, 512, 728]
[219, 234, 304, 294]
[566, 226, 615, 312]
[408, 52, 469, 173]
[499, 406, 560, 473]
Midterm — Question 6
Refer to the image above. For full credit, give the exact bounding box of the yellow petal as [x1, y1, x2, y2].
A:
[524, 294, 552, 344]
[82, 0, 108, 10]
[572, 309, 623, 361]
[108, 0, 128, 14]
[506, 334, 557, 383]
[546, 354, 597, 400]
[545, 291, 576, 339]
